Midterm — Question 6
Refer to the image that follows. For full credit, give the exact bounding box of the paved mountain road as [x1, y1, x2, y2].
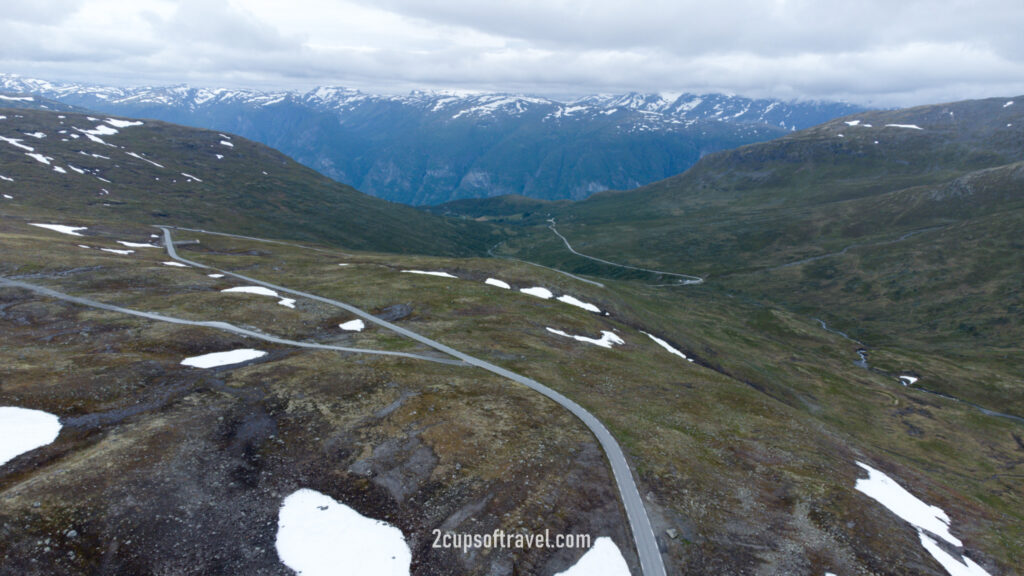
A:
[548, 218, 704, 285]
[0, 277, 465, 366]
[161, 226, 668, 576]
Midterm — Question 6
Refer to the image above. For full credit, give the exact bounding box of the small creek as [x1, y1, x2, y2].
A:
[814, 319, 1023, 425]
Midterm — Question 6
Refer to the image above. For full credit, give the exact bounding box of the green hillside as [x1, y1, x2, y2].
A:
[491, 96, 1024, 414]
[0, 108, 498, 256]
[1, 103, 1021, 575]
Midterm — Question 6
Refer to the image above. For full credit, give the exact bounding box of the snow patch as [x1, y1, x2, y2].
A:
[223, 286, 279, 297]
[642, 331, 691, 361]
[554, 537, 630, 576]
[0, 95, 33, 102]
[220, 140, 234, 147]
[899, 375, 919, 386]
[76, 130, 110, 145]
[126, 151, 164, 168]
[556, 294, 602, 313]
[100, 248, 134, 255]
[521, 287, 554, 299]
[0, 136, 34, 151]
[118, 240, 159, 248]
[85, 123, 118, 136]
[546, 327, 624, 349]
[52, 166, 67, 174]
[208, 273, 225, 279]
[339, 319, 365, 332]
[844, 120, 861, 126]
[29, 223, 86, 236]
[484, 278, 511, 289]
[854, 462, 960, 547]
[25, 131, 46, 139]
[25, 152, 52, 165]
[181, 172, 203, 182]
[162, 261, 188, 267]
[0, 407, 62, 466]
[918, 532, 992, 576]
[402, 270, 457, 278]
[276, 488, 411, 576]
[222, 286, 296, 308]
[0, 174, 14, 182]
[885, 124, 923, 130]
[854, 460, 994, 574]
[181, 349, 267, 369]
[1003, 101, 1014, 108]
[105, 118, 143, 128]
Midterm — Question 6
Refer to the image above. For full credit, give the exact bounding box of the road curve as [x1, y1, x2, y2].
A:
[161, 227, 667, 576]
[0, 277, 465, 366]
[548, 219, 704, 285]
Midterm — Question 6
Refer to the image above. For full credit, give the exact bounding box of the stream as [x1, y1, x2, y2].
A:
[814, 319, 1023, 425]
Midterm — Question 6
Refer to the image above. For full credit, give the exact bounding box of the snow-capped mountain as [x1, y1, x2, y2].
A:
[1, 74, 864, 204]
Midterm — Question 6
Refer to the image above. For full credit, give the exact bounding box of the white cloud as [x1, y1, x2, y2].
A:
[2, 0, 1024, 105]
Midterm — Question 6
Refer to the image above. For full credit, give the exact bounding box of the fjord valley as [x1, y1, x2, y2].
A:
[1, 94, 1021, 576]
[0, 74, 863, 205]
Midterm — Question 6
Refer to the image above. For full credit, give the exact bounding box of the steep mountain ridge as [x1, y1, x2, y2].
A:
[0, 74, 864, 205]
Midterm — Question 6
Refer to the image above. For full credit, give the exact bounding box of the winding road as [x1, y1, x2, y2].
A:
[160, 227, 668, 576]
[548, 219, 704, 285]
[769, 225, 947, 271]
[0, 277, 465, 366]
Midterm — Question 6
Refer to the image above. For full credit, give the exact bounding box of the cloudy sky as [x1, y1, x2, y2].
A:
[2, 0, 1024, 106]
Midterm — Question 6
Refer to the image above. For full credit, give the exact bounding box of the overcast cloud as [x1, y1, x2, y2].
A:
[2, 0, 1023, 106]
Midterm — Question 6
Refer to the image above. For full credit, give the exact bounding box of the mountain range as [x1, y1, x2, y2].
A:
[0, 74, 863, 205]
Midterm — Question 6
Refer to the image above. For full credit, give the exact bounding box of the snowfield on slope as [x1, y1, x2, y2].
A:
[554, 537, 630, 576]
[484, 277, 511, 289]
[855, 461, 991, 576]
[556, 294, 602, 313]
[546, 327, 624, 349]
[180, 349, 267, 369]
[29, 223, 86, 236]
[0, 407, 62, 466]
[339, 319, 365, 332]
[221, 286, 297, 308]
[642, 331, 693, 362]
[521, 286, 554, 299]
[402, 269, 457, 278]
[276, 488, 411, 576]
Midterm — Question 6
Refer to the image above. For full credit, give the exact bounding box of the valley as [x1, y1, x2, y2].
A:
[1, 96, 1021, 576]
[0, 75, 863, 205]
